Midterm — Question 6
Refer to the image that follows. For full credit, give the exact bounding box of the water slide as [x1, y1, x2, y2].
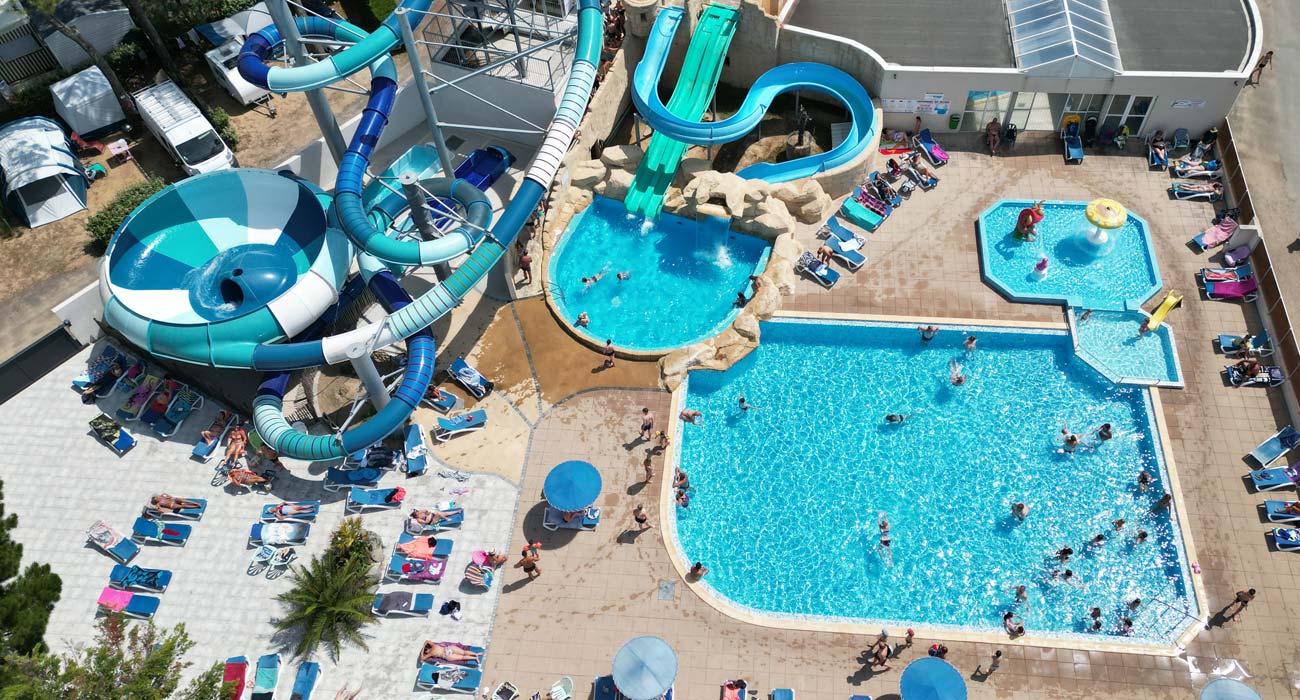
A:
[631, 5, 875, 184]
[623, 4, 738, 219]
[99, 0, 604, 460]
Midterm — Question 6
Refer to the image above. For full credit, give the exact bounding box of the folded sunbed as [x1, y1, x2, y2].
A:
[416, 664, 482, 693]
[912, 128, 949, 166]
[144, 498, 206, 521]
[87, 520, 139, 563]
[249, 522, 310, 547]
[543, 505, 601, 531]
[97, 586, 160, 619]
[794, 252, 839, 289]
[131, 517, 192, 546]
[405, 423, 429, 476]
[1189, 216, 1238, 252]
[223, 657, 248, 700]
[1172, 128, 1190, 152]
[1265, 500, 1300, 523]
[449, 356, 494, 399]
[1062, 120, 1084, 163]
[1273, 527, 1300, 551]
[1227, 364, 1284, 387]
[291, 662, 321, 700]
[153, 386, 203, 437]
[323, 466, 383, 491]
[1218, 328, 1271, 357]
[1204, 278, 1258, 302]
[346, 487, 405, 515]
[1251, 426, 1300, 467]
[372, 591, 436, 617]
[90, 413, 136, 455]
[839, 198, 883, 232]
[109, 564, 172, 592]
[250, 654, 281, 700]
[260, 501, 320, 523]
[433, 410, 488, 442]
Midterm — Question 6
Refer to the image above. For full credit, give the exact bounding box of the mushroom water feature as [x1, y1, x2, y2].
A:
[1076, 198, 1129, 257]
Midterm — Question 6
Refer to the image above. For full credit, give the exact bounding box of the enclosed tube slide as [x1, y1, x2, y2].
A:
[225, 0, 603, 459]
[631, 6, 876, 182]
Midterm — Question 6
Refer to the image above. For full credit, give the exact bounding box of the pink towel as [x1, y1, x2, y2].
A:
[1211, 278, 1257, 298]
[97, 587, 131, 611]
[1200, 217, 1238, 248]
[930, 142, 949, 162]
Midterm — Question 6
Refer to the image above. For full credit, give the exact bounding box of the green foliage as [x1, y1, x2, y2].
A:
[85, 178, 167, 249]
[0, 616, 223, 700]
[0, 73, 67, 123]
[275, 519, 379, 659]
[338, 0, 384, 31]
[207, 107, 240, 152]
[142, 0, 262, 40]
[106, 40, 146, 81]
[0, 478, 62, 684]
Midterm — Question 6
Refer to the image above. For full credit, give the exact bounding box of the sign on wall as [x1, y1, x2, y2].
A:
[882, 98, 952, 115]
[1170, 99, 1206, 109]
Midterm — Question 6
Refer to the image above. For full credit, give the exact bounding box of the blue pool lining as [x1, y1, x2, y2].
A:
[1066, 308, 1186, 389]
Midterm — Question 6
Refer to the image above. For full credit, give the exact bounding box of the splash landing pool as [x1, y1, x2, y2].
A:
[548, 196, 770, 353]
[673, 318, 1198, 646]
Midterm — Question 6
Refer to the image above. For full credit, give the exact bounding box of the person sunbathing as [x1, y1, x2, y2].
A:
[223, 424, 249, 465]
[1234, 357, 1262, 377]
[270, 502, 316, 520]
[1149, 130, 1167, 160]
[150, 494, 202, 512]
[985, 117, 1002, 156]
[148, 381, 177, 413]
[81, 362, 124, 402]
[1179, 181, 1224, 194]
[1284, 502, 1300, 515]
[484, 550, 508, 567]
[200, 410, 234, 443]
[228, 466, 269, 487]
[410, 508, 458, 527]
[421, 642, 482, 665]
[397, 536, 442, 560]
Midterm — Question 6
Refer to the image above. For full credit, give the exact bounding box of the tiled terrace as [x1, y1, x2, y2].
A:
[1, 136, 1297, 700]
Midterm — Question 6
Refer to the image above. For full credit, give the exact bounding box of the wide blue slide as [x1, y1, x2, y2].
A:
[631, 6, 876, 182]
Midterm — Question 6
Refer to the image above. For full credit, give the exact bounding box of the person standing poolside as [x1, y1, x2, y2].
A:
[603, 339, 616, 368]
[515, 543, 542, 579]
[633, 504, 652, 531]
[918, 325, 939, 343]
[518, 251, 533, 284]
[985, 117, 1001, 156]
[975, 649, 1002, 676]
[638, 408, 654, 441]
[1249, 50, 1274, 85]
[642, 457, 654, 483]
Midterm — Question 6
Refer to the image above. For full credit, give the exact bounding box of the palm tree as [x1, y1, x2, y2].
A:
[274, 554, 377, 659]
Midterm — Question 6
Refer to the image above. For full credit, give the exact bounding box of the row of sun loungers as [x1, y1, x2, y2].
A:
[222, 656, 315, 700]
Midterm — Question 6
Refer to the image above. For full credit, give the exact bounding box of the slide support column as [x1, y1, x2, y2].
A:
[400, 172, 452, 280]
[269, 0, 346, 164]
[350, 347, 391, 410]
[398, 8, 457, 178]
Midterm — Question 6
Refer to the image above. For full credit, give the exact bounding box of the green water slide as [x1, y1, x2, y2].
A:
[624, 3, 738, 218]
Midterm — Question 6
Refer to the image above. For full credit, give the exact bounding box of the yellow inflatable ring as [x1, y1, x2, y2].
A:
[1085, 199, 1128, 229]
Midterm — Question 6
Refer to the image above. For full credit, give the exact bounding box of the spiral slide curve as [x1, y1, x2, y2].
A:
[631, 6, 875, 183]
[97, 0, 602, 461]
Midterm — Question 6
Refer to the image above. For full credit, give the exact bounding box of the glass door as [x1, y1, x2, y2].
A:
[1100, 95, 1154, 136]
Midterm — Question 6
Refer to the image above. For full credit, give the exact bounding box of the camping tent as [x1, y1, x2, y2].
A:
[193, 2, 271, 47]
[50, 66, 126, 139]
[0, 117, 88, 228]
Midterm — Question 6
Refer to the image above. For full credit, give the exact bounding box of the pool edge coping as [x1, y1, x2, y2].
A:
[660, 311, 1206, 657]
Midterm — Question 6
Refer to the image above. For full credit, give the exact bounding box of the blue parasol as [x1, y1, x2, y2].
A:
[1200, 679, 1262, 700]
[543, 460, 602, 512]
[900, 657, 967, 700]
[611, 636, 677, 700]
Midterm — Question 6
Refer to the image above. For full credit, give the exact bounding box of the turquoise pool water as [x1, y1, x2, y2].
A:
[674, 319, 1197, 645]
[1071, 309, 1183, 387]
[548, 196, 770, 353]
[979, 200, 1161, 310]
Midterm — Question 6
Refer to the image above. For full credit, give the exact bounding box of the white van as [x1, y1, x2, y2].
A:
[132, 81, 236, 176]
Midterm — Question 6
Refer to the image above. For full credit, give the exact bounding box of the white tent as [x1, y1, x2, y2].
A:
[49, 66, 126, 139]
[0, 118, 88, 228]
[193, 2, 271, 47]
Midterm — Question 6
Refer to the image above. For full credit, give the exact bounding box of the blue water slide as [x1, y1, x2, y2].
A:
[233, 0, 605, 459]
[631, 6, 875, 182]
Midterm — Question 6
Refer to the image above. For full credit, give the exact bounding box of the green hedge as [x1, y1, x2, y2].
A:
[86, 177, 167, 250]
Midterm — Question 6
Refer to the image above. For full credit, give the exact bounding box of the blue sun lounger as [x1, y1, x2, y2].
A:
[1063, 120, 1084, 162]
[824, 235, 866, 270]
[291, 662, 321, 700]
[449, 356, 493, 398]
[412, 507, 465, 532]
[372, 591, 436, 617]
[97, 586, 160, 619]
[1172, 128, 1190, 153]
[1250, 426, 1300, 466]
[1219, 328, 1271, 357]
[153, 386, 203, 437]
[323, 466, 383, 491]
[1264, 500, 1300, 523]
[433, 410, 488, 442]
[87, 521, 139, 563]
[1274, 528, 1300, 551]
[594, 676, 617, 700]
[260, 501, 320, 523]
[1250, 465, 1299, 491]
[191, 411, 236, 461]
[416, 664, 483, 692]
[405, 423, 429, 476]
[396, 532, 456, 554]
[385, 553, 448, 583]
[143, 498, 207, 521]
[543, 505, 601, 531]
[823, 216, 858, 243]
[72, 344, 120, 391]
[131, 517, 192, 546]
[795, 252, 839, 289]
[423, 644, 485, 669]
[423, 386, 464, 413]
[249, 522, 310, 547]
[109, 564, 171, 592]
[90, 413, 135, 455]
[346, 487, 404, 514]
[839, 197, 883, 232]
[868, 171, 903, 207]
[772, 689, 795, 700]
[250, 654, 281, 700]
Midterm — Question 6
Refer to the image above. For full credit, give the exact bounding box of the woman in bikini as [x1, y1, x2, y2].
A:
[420, 641, 483, 665]
[270, 502, 316, 520]
[150, 494, 202, 512]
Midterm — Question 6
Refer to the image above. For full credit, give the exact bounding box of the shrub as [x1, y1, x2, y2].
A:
[0, 72, 67, 122]
[275, 518, 379, 659]
[207, 107, 240, 151]
[107, 39, 145, 81]
[86, 177, 167, 249]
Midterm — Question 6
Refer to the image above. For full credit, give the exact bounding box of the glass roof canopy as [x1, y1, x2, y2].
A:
[1006, 0, 1123, 78]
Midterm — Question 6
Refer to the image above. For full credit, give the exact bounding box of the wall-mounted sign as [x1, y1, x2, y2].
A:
[882, 98, 951, 115]
[1170, 99, 1206, 109]
[923, 92, 945, 101]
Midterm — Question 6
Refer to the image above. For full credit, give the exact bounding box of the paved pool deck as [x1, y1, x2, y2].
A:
[1, 136, 1296, 700]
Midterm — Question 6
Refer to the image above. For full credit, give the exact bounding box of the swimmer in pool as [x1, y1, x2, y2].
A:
[617, 271, 630, 281]
[1061, 424, 1081, 452]
[949, 358, 966, 385]
[1012, 502, 1030, 521]
[886, 413, 908, 424]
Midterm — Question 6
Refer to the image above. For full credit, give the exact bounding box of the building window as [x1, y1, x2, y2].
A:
[960, 91, 1011, 132]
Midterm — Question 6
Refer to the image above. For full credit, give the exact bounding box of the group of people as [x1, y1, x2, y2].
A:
[594, 0, 625, 86]
[198, 410, 281, 488]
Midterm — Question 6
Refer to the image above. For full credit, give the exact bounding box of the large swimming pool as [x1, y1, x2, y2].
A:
[673, 319, 1197, 645]
[548, 196, 770, 353]
[978, 200, 1161, 310]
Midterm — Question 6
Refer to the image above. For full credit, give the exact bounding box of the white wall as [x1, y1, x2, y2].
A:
[43, 9, 133, 72]
[52, 280, 103, 345]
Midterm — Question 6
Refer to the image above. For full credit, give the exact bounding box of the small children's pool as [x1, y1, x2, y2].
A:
[1070, 309, 1183, 388]
[978, 200, 1161, 310]
[673, 319, 1198, 646]
[548, 197, 770, 353]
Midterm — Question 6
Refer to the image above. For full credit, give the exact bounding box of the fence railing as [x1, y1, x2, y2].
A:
[1218, 118, 1255, 225]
